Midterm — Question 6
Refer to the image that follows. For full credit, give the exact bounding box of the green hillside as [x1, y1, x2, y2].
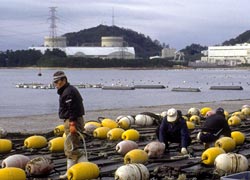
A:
[64, 25, 162, 58]
[222, 30, 250, 45]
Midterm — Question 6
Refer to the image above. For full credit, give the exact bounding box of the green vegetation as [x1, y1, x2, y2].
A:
[222, 30, 250, 45]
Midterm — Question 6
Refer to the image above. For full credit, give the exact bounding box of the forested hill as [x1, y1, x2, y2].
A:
[64, 25, 162, 58]
[222, 30, 250, 45]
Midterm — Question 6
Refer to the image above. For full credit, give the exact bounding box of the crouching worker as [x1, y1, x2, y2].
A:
[53, 71, 88, 179]
[197, 107, 231, 149]
[156, 108, 191, 155]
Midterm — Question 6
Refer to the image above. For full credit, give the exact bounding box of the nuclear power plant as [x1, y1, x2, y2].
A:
[29, 7, 135, 59]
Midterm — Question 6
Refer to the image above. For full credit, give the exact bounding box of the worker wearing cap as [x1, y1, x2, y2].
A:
[197, 107, 231, 149]
[53, 71, 86, 179]
[157, 108, 191, 155]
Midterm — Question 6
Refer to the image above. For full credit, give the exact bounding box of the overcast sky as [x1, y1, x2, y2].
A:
[0, 0, 249, 51]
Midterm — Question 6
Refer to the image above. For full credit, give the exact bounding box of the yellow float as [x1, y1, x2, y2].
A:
[117, 116, 135, 130]
[189, 115, 200, 125]
[124, 149, 148, 164]
[200, 107, 212, 117]
[67, 162, 99, 180]
[0, 167, 26, 180]
[232, 111, 246, 121]
[0, 139, 12, 153]
[224, 110, 229, 119]
[241, 107, 250, 118]
[48, 137, 65, 152]
[93, 127, 110, 139]
[122, 129, 140, 141]
[24, 135, 47, 149]
[228, 116, 241, 126]
[186, 121, 195, 130]
[101, 118, 118, 129]
[84, 121, 101, 134]
[231, 131, 245, 145]
[107, 128, 125, 141]
[53, 124, 64, 136]
[201, 147, 225, 165]
[215, 137, 236, 152]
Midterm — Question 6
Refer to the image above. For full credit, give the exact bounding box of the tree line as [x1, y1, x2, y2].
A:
[0, 49, 187, 68]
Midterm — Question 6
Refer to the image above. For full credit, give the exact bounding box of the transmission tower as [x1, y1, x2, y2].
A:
[48, 7, 58, 43]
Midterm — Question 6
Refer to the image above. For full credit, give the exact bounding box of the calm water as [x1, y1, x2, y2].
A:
[0, 68, 250, 117]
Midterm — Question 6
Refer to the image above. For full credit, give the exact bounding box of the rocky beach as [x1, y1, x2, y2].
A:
[1, 99, 250, 134]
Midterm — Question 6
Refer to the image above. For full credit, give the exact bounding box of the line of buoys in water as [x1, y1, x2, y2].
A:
[210, 86, 243, 90]
[171, 87, 201, 92]
[102, 86, 135, 90]
[134, 85, 165, 89]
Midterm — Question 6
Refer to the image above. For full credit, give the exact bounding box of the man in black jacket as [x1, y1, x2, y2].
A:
[197, 107, 231, 149]
[53, 71, 87, 179]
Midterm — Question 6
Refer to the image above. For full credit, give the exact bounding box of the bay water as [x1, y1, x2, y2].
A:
[0, 68, 250, 117]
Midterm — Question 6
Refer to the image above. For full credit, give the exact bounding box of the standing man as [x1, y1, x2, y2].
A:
[53, 71, 87, 179]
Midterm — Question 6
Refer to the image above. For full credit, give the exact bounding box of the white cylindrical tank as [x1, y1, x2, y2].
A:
[44, 36, 67, 47]
[101, 36, 123, 47]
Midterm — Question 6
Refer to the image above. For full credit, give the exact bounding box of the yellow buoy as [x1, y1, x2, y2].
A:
[232, 111, 246, 121]
[48, 137, 65, 153]
[0, 139, 12, 153]
[93, 127, 110, 139]
[107, 128, 125, 141]
[228, 116, 241, 126]
[189, 115, 200, 125]
[201, 147, 225, 165]
[53, 124, 64, 136]
[122, 129, 140, 141]
[224, 111, 229, 120]
[200, 107, 212, 117]
[0, 167, 26, 180]
[124, 149, 148, 164]
[84, 121, 102, 134]
[24, 135, 47, 149]
[241, 107, 250, 118]
[62, 133, 66, 139]
[117, 116, 135, 130]
[186, 121, 195, 130]
[101, 118, 118, 129]
[231, 131, 245, 145]
[67, 162, 99, 180]
[215, 137, 236, 152]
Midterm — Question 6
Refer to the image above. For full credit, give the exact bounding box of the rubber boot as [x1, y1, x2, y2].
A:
[59, 159, 76, 179]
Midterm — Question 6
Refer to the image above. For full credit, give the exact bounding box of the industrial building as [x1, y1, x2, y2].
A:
[29, 36, 135, 59]
[201, 43, 250, 66]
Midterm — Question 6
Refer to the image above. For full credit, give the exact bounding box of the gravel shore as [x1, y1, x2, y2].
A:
[1, 99, 250, 134]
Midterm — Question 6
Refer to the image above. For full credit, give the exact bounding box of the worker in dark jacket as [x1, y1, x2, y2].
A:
[157, 108, 191, 155]
[53, 71, 87, 179]
[197, 107, 231, 149]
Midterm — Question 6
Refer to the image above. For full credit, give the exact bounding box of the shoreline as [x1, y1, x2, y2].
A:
[1, 99, 250, 134]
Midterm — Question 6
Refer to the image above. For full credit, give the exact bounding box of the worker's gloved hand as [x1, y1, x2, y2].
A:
[69, 121, 77, 134]
[197, 132, 202, 141]
[181, 147, 188, 155]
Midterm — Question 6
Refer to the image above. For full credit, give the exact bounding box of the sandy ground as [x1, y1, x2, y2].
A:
[1, 99, 250, 134]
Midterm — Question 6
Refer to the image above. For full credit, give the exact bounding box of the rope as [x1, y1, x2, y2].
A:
[64, 130, 88, 160]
